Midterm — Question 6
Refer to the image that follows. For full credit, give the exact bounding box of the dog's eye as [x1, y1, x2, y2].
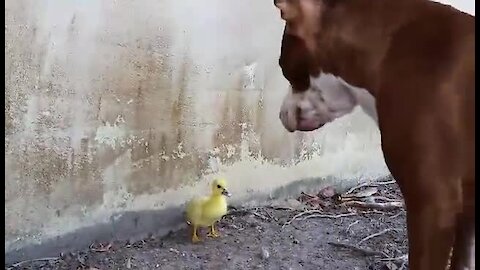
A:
[217, 185, 222, 189]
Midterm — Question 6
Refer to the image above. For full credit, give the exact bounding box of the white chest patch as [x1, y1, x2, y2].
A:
[309, 72, 378, 123]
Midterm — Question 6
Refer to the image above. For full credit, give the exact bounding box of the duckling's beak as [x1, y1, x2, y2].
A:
[222, 189, 232, 197]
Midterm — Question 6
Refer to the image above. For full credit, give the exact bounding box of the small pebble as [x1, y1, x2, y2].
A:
[169, 248, 179, 254]
[261, 247, 270, 259]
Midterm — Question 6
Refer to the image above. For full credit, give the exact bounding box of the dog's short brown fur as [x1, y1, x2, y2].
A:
[273, 0, 474, 269]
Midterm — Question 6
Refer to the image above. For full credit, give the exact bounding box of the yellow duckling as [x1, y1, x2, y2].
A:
[185, 178, 232, 243]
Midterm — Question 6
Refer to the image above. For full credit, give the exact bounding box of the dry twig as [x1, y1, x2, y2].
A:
[300, 191, 317, 199]
[263, 209, 276, 220]
[346, 220, 360, 233]
[357, 228, 397, 245]
[282, 210, 356, 228]
[251, 211, 270, 221]
[389, 211, 405, 219]
[282, 210, 323, 228]
[10, 257, 59, 268]
[90, 242, 112, 252]
[302, 212, 357, 221]
[342, 187, 378, 199]
[342, 201, 404, 211]
[381, 254, 409, 269]
[380, 254, 408, 262]
[328, 241, 386, 257]
[265, 206, 296, 211]
[371, 196, 400, 202]
[344, 180, 396, 195]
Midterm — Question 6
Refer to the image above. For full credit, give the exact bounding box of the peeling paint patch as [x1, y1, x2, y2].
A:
[94, 122, 127, 149]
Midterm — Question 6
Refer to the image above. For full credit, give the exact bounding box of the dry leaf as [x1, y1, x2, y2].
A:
[91, 243, 112, 252]
[383, 261, 398, 270]
[343, 187, 378, 198]
[318, 186, 336, 198]
[355, 187, 378, 197]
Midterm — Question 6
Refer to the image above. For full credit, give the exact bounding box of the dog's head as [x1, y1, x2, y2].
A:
[273, 0, 331, 52]
[279, 70, 358, 132]
[274, 0, 358, 132]
[277, 26, 358, 132]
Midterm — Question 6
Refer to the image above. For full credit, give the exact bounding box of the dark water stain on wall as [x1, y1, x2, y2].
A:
[85, 17, 215, 196]
[5, 8, 43, 136]
[14, 142, 71, 194]
[67, 138, 104, 206]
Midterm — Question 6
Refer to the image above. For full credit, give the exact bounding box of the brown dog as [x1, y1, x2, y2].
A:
[273, 0, 475, 269]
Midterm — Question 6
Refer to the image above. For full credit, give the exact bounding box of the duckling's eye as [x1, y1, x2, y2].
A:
[217, 184, 222, 189]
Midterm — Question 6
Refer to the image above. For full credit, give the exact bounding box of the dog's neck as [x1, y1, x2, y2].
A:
[309, 0, 422, 96]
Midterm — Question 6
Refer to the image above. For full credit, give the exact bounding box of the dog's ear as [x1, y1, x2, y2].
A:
[274, 0, 324, 22]
[274, 0, 323, 46]
[274, 0, 302, 21]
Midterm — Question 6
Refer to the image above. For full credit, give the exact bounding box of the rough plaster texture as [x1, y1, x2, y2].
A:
[19, 0, 477, 263]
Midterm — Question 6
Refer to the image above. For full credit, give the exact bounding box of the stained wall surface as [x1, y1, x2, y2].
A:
[13, 0, 465, 260]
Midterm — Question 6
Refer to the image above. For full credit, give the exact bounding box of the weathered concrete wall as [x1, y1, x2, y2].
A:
[4, 0, 392, 262]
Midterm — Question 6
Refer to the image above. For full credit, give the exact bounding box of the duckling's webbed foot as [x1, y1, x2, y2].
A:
[207, 224, 220, 238]
[191, 225, 202, 243]
[206, 232, 220, 238]
[192, 234, 201, 243]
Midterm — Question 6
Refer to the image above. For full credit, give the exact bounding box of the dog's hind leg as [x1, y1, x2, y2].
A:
[450, 175, 475, 270]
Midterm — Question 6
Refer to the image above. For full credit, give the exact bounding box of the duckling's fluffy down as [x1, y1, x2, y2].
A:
[185, 195, 228, 227]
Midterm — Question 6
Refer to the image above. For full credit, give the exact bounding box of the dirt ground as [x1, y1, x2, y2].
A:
[6, 181, 409, 270]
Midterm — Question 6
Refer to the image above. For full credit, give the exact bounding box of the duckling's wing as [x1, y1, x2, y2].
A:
[185, 196, 208, 224]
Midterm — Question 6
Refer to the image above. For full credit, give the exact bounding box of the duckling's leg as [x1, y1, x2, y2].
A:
[207, 222, 220, 238]
[191, 225, 201, 243]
